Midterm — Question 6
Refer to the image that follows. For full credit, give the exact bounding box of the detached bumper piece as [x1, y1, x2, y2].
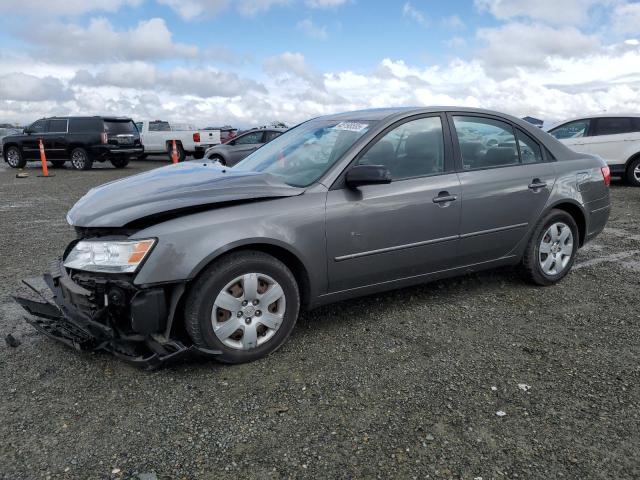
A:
[14, 261, 220, 369]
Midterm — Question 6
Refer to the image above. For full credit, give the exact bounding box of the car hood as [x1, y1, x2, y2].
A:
[67, 162, 304, 228]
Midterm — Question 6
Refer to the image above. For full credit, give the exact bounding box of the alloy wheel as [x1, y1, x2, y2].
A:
[6, 148, 20, 167]
[539, 222, 573, 276]
[634, 165, 640, 183]
[211, 273, 286, 350]
[71, 150, 86, 169]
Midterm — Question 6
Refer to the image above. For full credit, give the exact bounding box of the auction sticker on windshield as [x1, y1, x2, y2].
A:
[333, 122, 369, 132]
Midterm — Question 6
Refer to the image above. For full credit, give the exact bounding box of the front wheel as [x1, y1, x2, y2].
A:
[626, 157, 640, 187]
[110, 158, 129, 168]
[521, 209, 579, 286]
[209, 154, 225, 166]
[184, 251, 300, 364]
[5, 146, 26, 168]
[70, 147, 93, 170]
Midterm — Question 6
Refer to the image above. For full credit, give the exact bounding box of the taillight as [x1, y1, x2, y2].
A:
[601, 166, 611, 187]
[101, 132, 108, 144]
[193, 132, 200, 142]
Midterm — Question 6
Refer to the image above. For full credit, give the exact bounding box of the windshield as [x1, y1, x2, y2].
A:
[233, 119, 376, 187]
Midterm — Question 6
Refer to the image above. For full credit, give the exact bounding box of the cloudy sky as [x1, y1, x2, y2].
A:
[0, 0, 639, 127]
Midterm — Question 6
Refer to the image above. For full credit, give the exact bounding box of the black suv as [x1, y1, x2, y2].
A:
[2, 116, 143, 170]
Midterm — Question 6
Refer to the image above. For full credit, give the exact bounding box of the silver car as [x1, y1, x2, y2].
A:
[16, 107, 611, 367]
[203, 127, 286, 166]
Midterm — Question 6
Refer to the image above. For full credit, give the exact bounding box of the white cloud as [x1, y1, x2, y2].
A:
[0, 73, 72, 101]
[474, 0, 607, 26]
[72, 63, 267, 98]
[26, 18, 198, 62]
[0, 0, 142, 15]
[611, 3, 640, 36]
[238, 0, 289, 16]
[442, 15, 465, 29]
[305, 0, 348, 7]
[264, 52, 325, 90]
[402, 2, 428, 27]
[296, 18, 328, 39]
[157, 0, 229, 20]
[477, 22, 601, 73]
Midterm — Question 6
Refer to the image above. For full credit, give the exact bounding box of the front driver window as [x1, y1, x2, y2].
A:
[29, 120, 46, 134]
[549, 119, 590, 139]
[358, 117, 444, 180]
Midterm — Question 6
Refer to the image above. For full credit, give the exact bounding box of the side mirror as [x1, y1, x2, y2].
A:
[345, 164, 392, 188]
[23, 127, 31, 134]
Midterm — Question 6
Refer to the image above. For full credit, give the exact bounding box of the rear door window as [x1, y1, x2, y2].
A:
[453, 116, 518, 170]
[234, 131, 264, 145]
[104, 120, 137, 134]
[48, 119, 68, 133]
[593, 117, 633, 136]
[515, 130, 544, 164]
[264, 131, 282, 142]
[549, 119, 590, 139]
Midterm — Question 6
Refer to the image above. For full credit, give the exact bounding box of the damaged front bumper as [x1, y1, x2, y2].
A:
[14, 260, 220, 369]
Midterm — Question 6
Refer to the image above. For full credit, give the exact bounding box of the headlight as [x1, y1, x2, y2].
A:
[63, 239, 156, 273]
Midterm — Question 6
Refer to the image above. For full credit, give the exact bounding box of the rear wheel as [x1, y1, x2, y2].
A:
[167, 143, 186, 162]
[522, 209, 578, 286]
[70, 147, 92, 170]
[625, 157, 640, 187]
[184, 251, 300, 364]
[110, 158, 129, 168]
[5, 146, 26, 168]
[50, 160, 66, 168]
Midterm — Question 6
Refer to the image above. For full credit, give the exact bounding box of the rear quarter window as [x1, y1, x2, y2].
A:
[68, 118, 102, 133]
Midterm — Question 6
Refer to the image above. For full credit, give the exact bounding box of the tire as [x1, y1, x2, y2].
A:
[70, 147, 93, 170]
[521, 209, 579, 286]
[137, 154, 147, 160]
[184, 250, 300, 364]
[5, 146, 26, 168]
[50, 160, 66, 168]
[193, 151, 204, 160]
[110, 158, 130, 168]
[625, 156, 640, 187]
[209, 154, 226, 166]
[167, 143, 186, 163]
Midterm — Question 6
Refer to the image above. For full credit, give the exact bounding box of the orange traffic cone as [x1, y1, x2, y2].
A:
[171, 140, 179, 164]
[38, 138, 53, 177]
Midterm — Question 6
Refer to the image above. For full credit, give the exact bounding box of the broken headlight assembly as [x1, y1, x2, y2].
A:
[63, 239, 156, 273]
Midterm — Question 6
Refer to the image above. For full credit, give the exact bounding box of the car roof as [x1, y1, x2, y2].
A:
[42, 116, 133, 121]
[318, 106, 542, 123]
[547, 113, 640, 129]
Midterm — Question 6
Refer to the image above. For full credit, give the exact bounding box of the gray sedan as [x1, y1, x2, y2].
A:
[203, 127, 286, 166]
[17, 107, 611, 367]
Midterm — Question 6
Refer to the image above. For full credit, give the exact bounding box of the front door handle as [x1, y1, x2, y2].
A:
[432, 192, 458, 205]
[528, 179, 547, 190]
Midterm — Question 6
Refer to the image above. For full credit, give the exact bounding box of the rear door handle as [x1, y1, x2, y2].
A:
[528, 179, 547, 190]
[432, 192, 458, 204]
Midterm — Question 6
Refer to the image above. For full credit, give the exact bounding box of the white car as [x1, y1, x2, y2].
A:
[547, 114, 640, 186]
[135, 120, 221, 161]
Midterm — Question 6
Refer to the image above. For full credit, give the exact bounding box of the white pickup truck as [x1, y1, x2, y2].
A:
[135, 120, 221, 161]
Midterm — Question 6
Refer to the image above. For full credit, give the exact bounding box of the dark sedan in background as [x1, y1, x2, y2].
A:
[203, 127, 286, 166]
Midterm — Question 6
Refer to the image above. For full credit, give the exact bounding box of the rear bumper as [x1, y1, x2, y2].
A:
[90, 145, 144, 161]
[14, 260, 220, 369]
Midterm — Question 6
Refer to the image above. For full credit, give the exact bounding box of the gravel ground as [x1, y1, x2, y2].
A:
[0, 159, 639, 480]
